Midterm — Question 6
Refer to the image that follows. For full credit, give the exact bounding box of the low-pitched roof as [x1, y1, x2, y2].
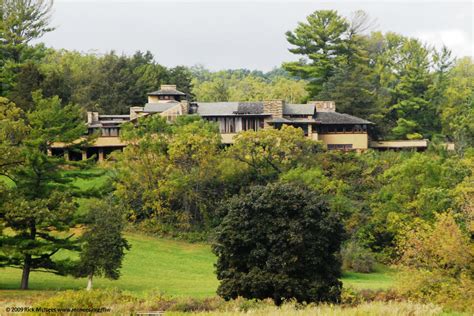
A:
[315, 112, 372, 125]
[143, 103, 178, 113]
[267, 117, 293, 124]
[268, 117, 317, 124]
[283, 104, 315, 115]
[147, 88, 186, 96]
[196, 102, 269, 116]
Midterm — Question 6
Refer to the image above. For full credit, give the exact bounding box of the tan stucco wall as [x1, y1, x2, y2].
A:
[369, 139, 428, 148]
[51, 137, 126, 148]
[221, 133, 237, 144]
[318, 133, 368, 149]
[148, 95, 160, 103]
[310, 133, 319, 141]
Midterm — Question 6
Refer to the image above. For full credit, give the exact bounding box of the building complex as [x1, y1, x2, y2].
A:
[50, 84, 432, 161]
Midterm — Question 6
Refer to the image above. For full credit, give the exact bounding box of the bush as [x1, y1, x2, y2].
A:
[213, 182, 344, 305]
[341, 241, 376, 273]
[397, 269, 474, 313]
[396, 213, 474, 313]
[33, 289, 140, 314]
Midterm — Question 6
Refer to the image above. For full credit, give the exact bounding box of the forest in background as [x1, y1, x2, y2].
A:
[1, 9, 473, 144]
[1, 1, 473, 314]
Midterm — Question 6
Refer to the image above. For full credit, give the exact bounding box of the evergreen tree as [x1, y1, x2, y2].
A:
[0, 93, 86, 289]
[283, 10, 350, 96]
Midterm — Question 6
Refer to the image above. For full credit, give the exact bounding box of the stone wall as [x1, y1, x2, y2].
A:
[180, 100, 189, 115]
[263, 100, 284, 127]
[129, 107, 144, 121]
[313, 101, 336, 112]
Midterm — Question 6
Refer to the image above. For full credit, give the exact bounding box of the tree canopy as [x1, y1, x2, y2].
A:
[213, 182, 344, 305]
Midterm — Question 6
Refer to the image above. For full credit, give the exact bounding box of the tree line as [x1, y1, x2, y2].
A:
[0, 0, 473, 311]
[2, 2, 472, 144]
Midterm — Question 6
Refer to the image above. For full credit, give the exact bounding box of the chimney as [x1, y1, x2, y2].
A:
[130, 107, 144, 121]
[263, 100, 284, 118]
[87, 111, 99, 124]
[180, 100, 189, 115]
[160, 84, 177, 90]
[313, 101, 336, 112]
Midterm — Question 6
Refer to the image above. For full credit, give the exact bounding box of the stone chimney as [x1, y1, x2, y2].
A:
[160, 84, 177, 90]
[87, 111, 99, 124]
[180, 100, 189, 115]
[313, 101, 336, 112]
[130, 106, 144, 121]
[263, 100, 284, 118]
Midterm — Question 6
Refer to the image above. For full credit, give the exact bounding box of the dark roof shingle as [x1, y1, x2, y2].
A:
[283, 104, 315, 115]
[315, 112, 372, 124]
[147, 89, 186, 96]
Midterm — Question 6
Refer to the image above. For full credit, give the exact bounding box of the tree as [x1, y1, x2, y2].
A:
[440, 57, 474, 152]
[0, 0, 54, 62]
[115, 115, 223, 228]
[7, 61, 43, 110]
[0, 93, 87, 289]
[397, 213, 473, 312]
[228, 125, 322, 181]
[364, 153, 471, 258]
[0, 97, 28, 176]
[213, 182, 344, 305]
[317, 60, 377, 119]
[76, 198, 130, 290]
[268, 77, 308, 104]
[283, 10, 350, 96]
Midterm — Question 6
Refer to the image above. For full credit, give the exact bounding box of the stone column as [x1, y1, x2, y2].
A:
[47, 149, 52, 156]
[64, 149, 70, 161]
[307, 124, 312, 138]
[82, 150, 87, 161]
[98, 148, 104, 162]
[263, 100, 284, 128]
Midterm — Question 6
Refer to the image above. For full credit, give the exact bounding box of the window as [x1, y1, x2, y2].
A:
[101, 127, 119, 137]
[205, 117, 264, 133]
[242, 117, 264, 131]
[317, 124, 367, 134]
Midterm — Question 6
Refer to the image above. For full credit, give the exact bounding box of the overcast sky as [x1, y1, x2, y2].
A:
[38, 0, 473, 71]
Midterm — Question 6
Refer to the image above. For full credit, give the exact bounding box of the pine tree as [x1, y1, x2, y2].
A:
[0, 92, 87, 289]
[283, 10, 350, 97]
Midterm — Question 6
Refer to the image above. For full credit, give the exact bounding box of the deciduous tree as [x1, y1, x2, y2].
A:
[213, 182, 344, 305]
[76, 198, 130, 291]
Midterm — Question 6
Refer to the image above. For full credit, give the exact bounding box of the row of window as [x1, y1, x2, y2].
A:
[205, 117, 265, 134]
[327, 144, 353, 151]
[88, 128, 119, 137]
[316, 124, 367, 134]
[87, 122, 367, 137]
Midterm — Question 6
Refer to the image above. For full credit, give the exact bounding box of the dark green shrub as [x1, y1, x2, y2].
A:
[213, 182, 344, 305]
[341, 241, 376, 273]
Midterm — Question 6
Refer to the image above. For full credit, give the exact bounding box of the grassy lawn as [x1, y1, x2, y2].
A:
[0, 233, 395, 298]
[1, 167, 396, 299]
[342, 265, 396, 290]
[0, 233, 218, 298]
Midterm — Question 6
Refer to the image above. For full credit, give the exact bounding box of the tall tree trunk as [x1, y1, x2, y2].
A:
[20, 254, 31, 290]
[86, 274, 93, 291]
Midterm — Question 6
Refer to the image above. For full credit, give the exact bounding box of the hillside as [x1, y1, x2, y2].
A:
[0, 232, 395, 297]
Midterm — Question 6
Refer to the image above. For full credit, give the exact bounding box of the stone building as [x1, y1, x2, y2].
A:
[49, 84, 401, 161]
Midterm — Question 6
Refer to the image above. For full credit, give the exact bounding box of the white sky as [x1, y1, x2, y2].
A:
[37, 0, 474, 71]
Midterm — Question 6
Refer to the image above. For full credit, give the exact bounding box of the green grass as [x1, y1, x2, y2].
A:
[342, 265, 396, 290]
[65, 168, 112, 191]
[0, 233, 219, 298]
[1, 167, 396, 298]
[0, 233, 395, 298]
